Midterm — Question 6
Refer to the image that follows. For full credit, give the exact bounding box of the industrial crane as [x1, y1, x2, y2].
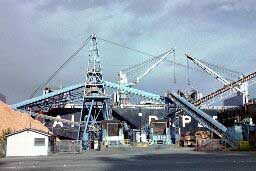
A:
[186, 54, 249, 104]
[119, 48, 175, 86]
[96, 37, 176, 106]
[169, 69, 256, 123]
[115, 48, 175, 105]
[12, 35, 256, 147]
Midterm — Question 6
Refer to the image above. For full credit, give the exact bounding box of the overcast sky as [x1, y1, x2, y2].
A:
[1, 0, 256, 104]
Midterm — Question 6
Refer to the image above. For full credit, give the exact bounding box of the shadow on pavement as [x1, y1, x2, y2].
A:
[96, 152, 256, 171]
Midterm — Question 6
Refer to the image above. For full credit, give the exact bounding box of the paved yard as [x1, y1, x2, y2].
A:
[1, 146, 256, 171]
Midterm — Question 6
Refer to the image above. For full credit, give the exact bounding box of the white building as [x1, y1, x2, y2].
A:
[6, 128, 50, 156]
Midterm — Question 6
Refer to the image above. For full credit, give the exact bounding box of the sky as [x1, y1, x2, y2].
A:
[1, 0, 256, 104]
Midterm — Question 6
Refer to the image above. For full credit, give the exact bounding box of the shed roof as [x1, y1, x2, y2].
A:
[6, 128, 50, 137]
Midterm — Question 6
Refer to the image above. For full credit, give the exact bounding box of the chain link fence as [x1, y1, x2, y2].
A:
[54, 140, 82, 154]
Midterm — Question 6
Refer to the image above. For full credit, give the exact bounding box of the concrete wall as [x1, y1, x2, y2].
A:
[6, 131, 48, 156]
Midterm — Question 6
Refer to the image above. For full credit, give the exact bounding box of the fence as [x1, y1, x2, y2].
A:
[54, 140, 82, 154]
[0, 141, 6, 157]
[196, 139, 227, 152]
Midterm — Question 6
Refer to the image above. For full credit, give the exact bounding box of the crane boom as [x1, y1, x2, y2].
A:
[119, 48, 175, 86]
[186, 54, 243, 93]
[117, 48, 175, 105]
[173, 70, 256, 117]
[134, 48, 175, 85]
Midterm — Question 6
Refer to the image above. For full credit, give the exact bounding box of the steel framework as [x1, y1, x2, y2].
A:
[12, 35, 256, 148]
[186, 54, 249, 104]
[78, 34, 111, 149]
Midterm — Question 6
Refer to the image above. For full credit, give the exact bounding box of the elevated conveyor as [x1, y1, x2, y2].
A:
[104, 81, 162, 102]
[12, 80, 162, 109]
[12, 80, 236, 146]
[13, 70, 256, 110]
[165, 93, 236, 147]
[12, 82, 85, 109]
[193, 71, 256, 106]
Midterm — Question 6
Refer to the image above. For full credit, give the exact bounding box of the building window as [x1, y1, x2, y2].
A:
[34, 138, 45, 146]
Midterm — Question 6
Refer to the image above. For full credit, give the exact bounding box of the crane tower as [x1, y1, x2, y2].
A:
[79, 34, 111, 149]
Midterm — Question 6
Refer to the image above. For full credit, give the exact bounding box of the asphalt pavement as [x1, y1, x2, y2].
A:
[1, 146, 256, 171]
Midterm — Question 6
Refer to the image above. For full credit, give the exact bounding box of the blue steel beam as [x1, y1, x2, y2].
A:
[12, 82, 85, 109]
[165, 93, 236, 147]
[12, 81, 162, 109]
[167, 93, 227, 133]
[12, 80, 235, 146]
[104, 81, 162, 102]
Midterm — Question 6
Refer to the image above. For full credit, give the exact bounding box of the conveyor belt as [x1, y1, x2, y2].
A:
[166, 93, 236, 147]
[194, 71, 256, 106]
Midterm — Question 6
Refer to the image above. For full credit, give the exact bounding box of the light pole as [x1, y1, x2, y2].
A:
[138, 112, 142, 142]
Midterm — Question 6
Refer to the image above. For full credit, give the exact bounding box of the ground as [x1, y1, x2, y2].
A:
[1, 146, 256, 171]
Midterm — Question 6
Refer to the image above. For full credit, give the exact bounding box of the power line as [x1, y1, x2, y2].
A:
[98, 37, 155, 57]
[173, 49, 176, 83]
[30, 35, 91, 98]
[187, 58, 190, 85]
[166, 59, 205, 73]
[98, 37, 205, 74]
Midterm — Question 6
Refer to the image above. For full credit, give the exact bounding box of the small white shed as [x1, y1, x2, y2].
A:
[6, 128, 50, 156]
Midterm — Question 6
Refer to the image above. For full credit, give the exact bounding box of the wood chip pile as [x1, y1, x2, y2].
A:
[0, 101, 50, 133]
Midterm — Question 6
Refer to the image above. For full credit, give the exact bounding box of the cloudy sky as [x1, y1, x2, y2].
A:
[1, 0, 256, 104]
